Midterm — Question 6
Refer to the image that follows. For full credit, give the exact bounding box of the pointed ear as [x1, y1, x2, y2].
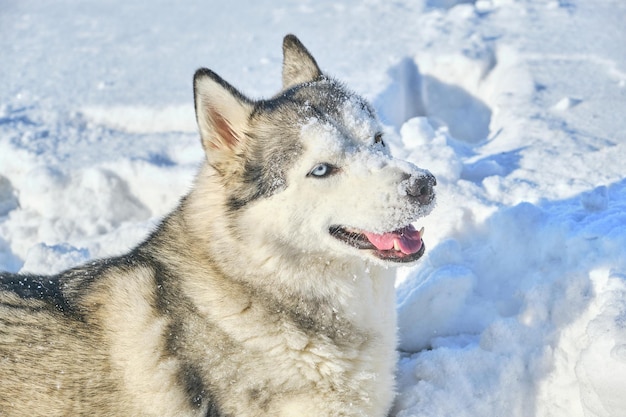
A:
[193, 68, 253, 165]
[282, 34, 322, 89]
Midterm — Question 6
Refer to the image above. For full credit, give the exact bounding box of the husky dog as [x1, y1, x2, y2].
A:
[0, 35, 435, 416]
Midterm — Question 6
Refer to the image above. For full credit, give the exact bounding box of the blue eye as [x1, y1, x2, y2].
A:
[308, 163, 336, 178]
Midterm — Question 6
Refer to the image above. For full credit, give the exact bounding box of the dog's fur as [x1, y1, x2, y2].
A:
[0, 35, 435, 416]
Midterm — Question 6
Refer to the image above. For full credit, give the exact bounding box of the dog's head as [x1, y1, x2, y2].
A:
[192, 35, 435, 267]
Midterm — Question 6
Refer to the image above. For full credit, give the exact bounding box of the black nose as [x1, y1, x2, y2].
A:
[406, 172, 436, 205]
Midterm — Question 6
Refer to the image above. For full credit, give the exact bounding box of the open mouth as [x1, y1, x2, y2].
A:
[329, 224, 426, 263]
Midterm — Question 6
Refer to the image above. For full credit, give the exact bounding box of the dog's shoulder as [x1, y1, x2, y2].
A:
[0, 252, 145, 317]
[0, 271, 71, 311]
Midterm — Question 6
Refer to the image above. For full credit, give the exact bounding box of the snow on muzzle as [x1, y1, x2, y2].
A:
[329, 168, 436, 263]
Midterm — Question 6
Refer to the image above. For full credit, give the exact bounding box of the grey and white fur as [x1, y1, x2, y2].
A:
[0, 35, 436, 416]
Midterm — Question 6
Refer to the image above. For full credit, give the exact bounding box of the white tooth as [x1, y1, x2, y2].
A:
[394, 239, 401, 251]
[419, 227, 425, 237]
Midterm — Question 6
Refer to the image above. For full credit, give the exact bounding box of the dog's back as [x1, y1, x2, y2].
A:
[0, 265, 123, 415]
[0, 239, 215, 417]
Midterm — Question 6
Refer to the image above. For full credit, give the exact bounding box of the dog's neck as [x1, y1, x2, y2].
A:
[149, 194, 396, 333]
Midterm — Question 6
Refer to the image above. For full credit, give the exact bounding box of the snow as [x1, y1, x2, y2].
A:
[1, 0, 625, 415]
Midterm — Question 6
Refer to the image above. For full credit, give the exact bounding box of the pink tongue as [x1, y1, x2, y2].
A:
[363, 225, 422, 255]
